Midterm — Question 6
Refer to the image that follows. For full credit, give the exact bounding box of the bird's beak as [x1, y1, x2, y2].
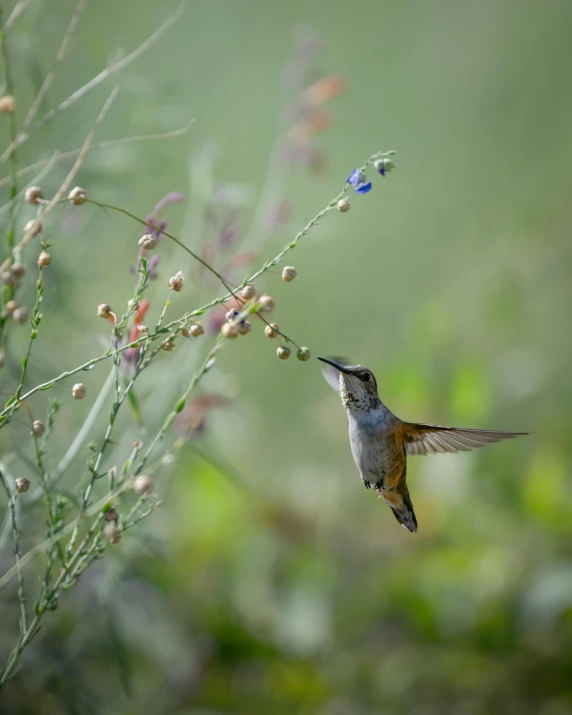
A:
[317, 357, 355, 376]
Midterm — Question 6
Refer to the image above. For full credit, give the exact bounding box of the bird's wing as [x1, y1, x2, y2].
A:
[402, 422, 528, 456]
[319, 356, 350, 394]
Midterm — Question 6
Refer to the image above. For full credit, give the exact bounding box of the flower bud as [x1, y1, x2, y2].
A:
[374, 157, 395, 175]
[238, 320, 252, 336]
[24, 220, 41, 236]
[277, 346, 291, 360]
[258, 295, 275, 313]
[0, 95, 16, 114]
[12, 306, 28, 324]
[31, 420, 45, 437]
[225, 309, 240, 322]
[103, 506, 118, 522]
[25, 186, 43, 205]
[103, 522, 121, 544]
[221, 322, 238, 339]
[97, 303, 112, 319]
[72, 383, 86, 400]
[11, 263, 25, 278]
[281, 266, 297, 282]
[1, 270, 14, 285]
[241, 284, 256, 300]
[264, 323, 279, 339]
[68, 186, 87, 205]
[6, 300, 17, 315]
[189, 322, 204, 337]
[162, 340, 175, 351]
[297, 347, 311, 361]
[127, 299, 139, 311]
[37, 251, 51, 267]
[181, 327, 190, 338]
[138, 234, 157, 251]
[133, 474, 153, 496]
[168, 271, 184, 292]
[337, 198, 351, 212]
[16, 477, 30, 493]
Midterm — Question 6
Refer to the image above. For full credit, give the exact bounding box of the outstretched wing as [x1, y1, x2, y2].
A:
[403, 422, 528, 456]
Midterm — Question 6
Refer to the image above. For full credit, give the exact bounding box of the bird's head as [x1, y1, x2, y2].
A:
[318, 357, 380, 412]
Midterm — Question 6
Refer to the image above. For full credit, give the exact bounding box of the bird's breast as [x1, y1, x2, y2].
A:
[348, 413, 403, 487]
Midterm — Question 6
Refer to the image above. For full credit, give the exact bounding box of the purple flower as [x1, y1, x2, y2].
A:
[346, 169, 366, 187]
[378, 165, 386, 176]
[355, 181, 372, 194]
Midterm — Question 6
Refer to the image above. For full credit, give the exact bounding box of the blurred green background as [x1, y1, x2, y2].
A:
[1, 0, 572, 713]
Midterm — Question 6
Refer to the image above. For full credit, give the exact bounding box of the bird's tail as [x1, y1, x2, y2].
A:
[377, 486, 418, 533]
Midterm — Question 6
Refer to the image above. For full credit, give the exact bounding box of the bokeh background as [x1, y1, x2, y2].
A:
[1, 0, 572, 713]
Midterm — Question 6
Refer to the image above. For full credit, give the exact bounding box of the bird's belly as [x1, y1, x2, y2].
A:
[349, 426, 396, 488]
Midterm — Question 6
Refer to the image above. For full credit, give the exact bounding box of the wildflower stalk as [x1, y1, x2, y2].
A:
[84, 198, 236, 294]
[12, 265, 45, 410]
[0, 86, 119, 273]
[0, 2, 19, 253]
[135, 339, 223, 475]
[0, 149, 393, 425]
[0, 0, 188, 163]
[0, 470, 27, 636]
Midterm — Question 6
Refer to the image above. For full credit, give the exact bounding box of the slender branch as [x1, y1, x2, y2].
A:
[0, 469, 27, 636]
[0, 86, 119, 273]
[0, 150, 392, 424]
[4, 0, 33, 30]
[0, 0, 188, 162]
[21, 0, 87, 134]
[85, 199, 237, 294]
[0, 2, 19, 253]
[0, 120, 195, 190]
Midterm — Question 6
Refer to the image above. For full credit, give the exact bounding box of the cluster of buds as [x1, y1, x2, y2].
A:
[221, 308, 251, 339]
[345, 155, 396, 196]
[168, 271, 184, 292]
[7, 302, 28, 324]
[264, 321, 310, 362]
[139, 234, 158, 251]
[182, 321, 204, 339]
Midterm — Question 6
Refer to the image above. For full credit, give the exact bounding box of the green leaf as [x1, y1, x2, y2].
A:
[126, 389, 141, 425]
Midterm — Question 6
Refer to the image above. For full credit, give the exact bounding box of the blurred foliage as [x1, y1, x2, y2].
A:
[1, 0, 572, 713]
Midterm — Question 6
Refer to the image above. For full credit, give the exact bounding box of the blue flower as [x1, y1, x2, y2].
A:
[346, 169, 366, 187]
[355, 181, 372, 194]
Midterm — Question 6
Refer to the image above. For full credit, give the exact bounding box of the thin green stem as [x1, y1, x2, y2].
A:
[85, 198, 237, 295]
[0, 470, 27, 636]
[0, 5, 19, 254]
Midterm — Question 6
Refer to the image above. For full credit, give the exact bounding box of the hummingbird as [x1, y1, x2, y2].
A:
[318, 357, 528, 533]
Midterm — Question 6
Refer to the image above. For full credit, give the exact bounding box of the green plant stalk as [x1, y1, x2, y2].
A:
[0, 149, 393, 425]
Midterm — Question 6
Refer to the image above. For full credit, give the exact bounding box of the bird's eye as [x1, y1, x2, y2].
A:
[361, 373, 371, 382]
